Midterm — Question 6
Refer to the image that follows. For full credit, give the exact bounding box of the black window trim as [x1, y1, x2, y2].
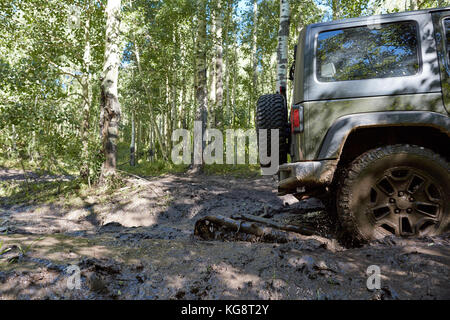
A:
[304, 12, 441, 101]
[441, 16, 450, 76]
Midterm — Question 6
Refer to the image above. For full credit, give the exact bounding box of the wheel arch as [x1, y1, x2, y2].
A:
[318, 111, 450, 166]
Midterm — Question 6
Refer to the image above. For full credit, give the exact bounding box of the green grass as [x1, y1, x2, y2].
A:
[118, 159, 189, 177]
[116, 142, 261, 178]
[0, 178, 83, 207]
[118, 159, 261, 178]
[117, 142, 189, 176]
[0, 155, 78, 177]
[0, 240, 12, 256]
[203, 163, 261, 178]
[119, 160, 261, 178]
[0, 142, 263, 206]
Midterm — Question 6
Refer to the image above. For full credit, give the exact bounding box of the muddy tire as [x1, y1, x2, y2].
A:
[256, 94, 289, 167]
[337, 145, 450, 244]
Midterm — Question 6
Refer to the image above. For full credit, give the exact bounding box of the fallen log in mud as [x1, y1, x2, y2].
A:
[232, 213, 315, 236]
[194, 215, 315, 243]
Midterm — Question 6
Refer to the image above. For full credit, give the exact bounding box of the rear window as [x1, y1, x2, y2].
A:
[316, 21, 420, 82]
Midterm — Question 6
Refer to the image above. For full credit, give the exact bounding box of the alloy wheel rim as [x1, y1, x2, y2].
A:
[366, 166, 443, 237]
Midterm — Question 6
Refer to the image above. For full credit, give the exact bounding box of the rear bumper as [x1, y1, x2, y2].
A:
[278, 159, 338, 194]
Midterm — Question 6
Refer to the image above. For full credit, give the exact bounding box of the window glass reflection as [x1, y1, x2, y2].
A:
[317, 21, 420, 82]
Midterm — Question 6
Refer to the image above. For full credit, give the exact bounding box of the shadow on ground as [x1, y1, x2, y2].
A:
[0, 172, 449, 300]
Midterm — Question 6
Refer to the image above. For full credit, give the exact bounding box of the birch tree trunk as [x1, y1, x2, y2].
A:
[100, 0, 121, 179]
[332, 0, 341, 20]
[170, 81, 177, 150]
[190, 0, 208, 174]
[409, 0, 418, 11]
[232, 44, 237, 127]
[209, 10, 216, 129]
[80, 4, 92, 180]
[250, 0, 258, 126]
[166, 74, 172, 151]
[130, 111, 136, 166]
[224, 35, 230, 127]
[276, 0, 290, 98]
[171, 30, 179, 138]
[224, 0, 232, 127]
[215, 0, 224, 129]
[148, 126, 153, 162]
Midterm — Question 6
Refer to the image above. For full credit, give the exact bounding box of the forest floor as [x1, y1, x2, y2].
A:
[0, 167, 449, 300]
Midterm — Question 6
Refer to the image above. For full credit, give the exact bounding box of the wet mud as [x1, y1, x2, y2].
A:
[0, 170, 449, 299]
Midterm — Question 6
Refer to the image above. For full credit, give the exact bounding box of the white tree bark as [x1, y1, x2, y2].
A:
[215, 0, 224, 128]
[276, 0, 290, 97]
[209, 10, 216, 128]
[251, 0, 258, 126]
[80, 4, 92, 179]
[224, 0, 232, 126]
[130, 110, 135, 166]
[100, 0, 121, 178]
[252, 0, 258, 89]
[409, 0, 418, 11]
[191, 0, 208, 173]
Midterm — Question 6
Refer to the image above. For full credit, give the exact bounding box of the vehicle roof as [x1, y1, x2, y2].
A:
[307, 6, 450, 29]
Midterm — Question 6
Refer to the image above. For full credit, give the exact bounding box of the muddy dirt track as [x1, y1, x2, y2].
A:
[0, 169, 449, 300]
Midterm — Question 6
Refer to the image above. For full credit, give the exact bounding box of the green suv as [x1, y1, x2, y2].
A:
[257, 7, 450, 243]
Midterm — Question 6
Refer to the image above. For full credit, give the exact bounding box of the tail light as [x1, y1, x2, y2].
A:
[291, 104, 304, 133]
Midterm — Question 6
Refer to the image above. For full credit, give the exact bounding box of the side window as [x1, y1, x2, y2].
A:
[316, 21, 420, 82]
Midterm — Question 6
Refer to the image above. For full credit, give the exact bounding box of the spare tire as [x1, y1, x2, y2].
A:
[256, 94, 289, 167]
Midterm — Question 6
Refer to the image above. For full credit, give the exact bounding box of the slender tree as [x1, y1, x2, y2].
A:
[190, 0, 208, 174]
[276, 0, 290, 98]
[250, 0, 258, 127]
[209, 7, 216, 128]
[130, 109, 136, 166]
[100, 0, 122, 179]
[80, 2, 93, 180]
[215, 0, 224, 129]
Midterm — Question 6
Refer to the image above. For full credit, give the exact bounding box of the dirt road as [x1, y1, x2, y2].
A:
[0, 169, 449, 299]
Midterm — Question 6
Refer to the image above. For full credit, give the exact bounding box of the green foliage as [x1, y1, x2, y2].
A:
[0, 0, 104, 179]
[1, 0, 424, 185]
[373, 0, 445, 14]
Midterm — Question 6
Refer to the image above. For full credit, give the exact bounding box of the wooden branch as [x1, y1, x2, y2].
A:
[194, 215, 308, 243]
[233, 213, 315, 236]
[70, 91, 91, 105]
[196, 215, 262, 235]
[115, 169, 162, 197]
[47, 60, 84, 87]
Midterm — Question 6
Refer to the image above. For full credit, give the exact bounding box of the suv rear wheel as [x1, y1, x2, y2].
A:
[337, 144, 450, 244]
[256, 94, 289, 167]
